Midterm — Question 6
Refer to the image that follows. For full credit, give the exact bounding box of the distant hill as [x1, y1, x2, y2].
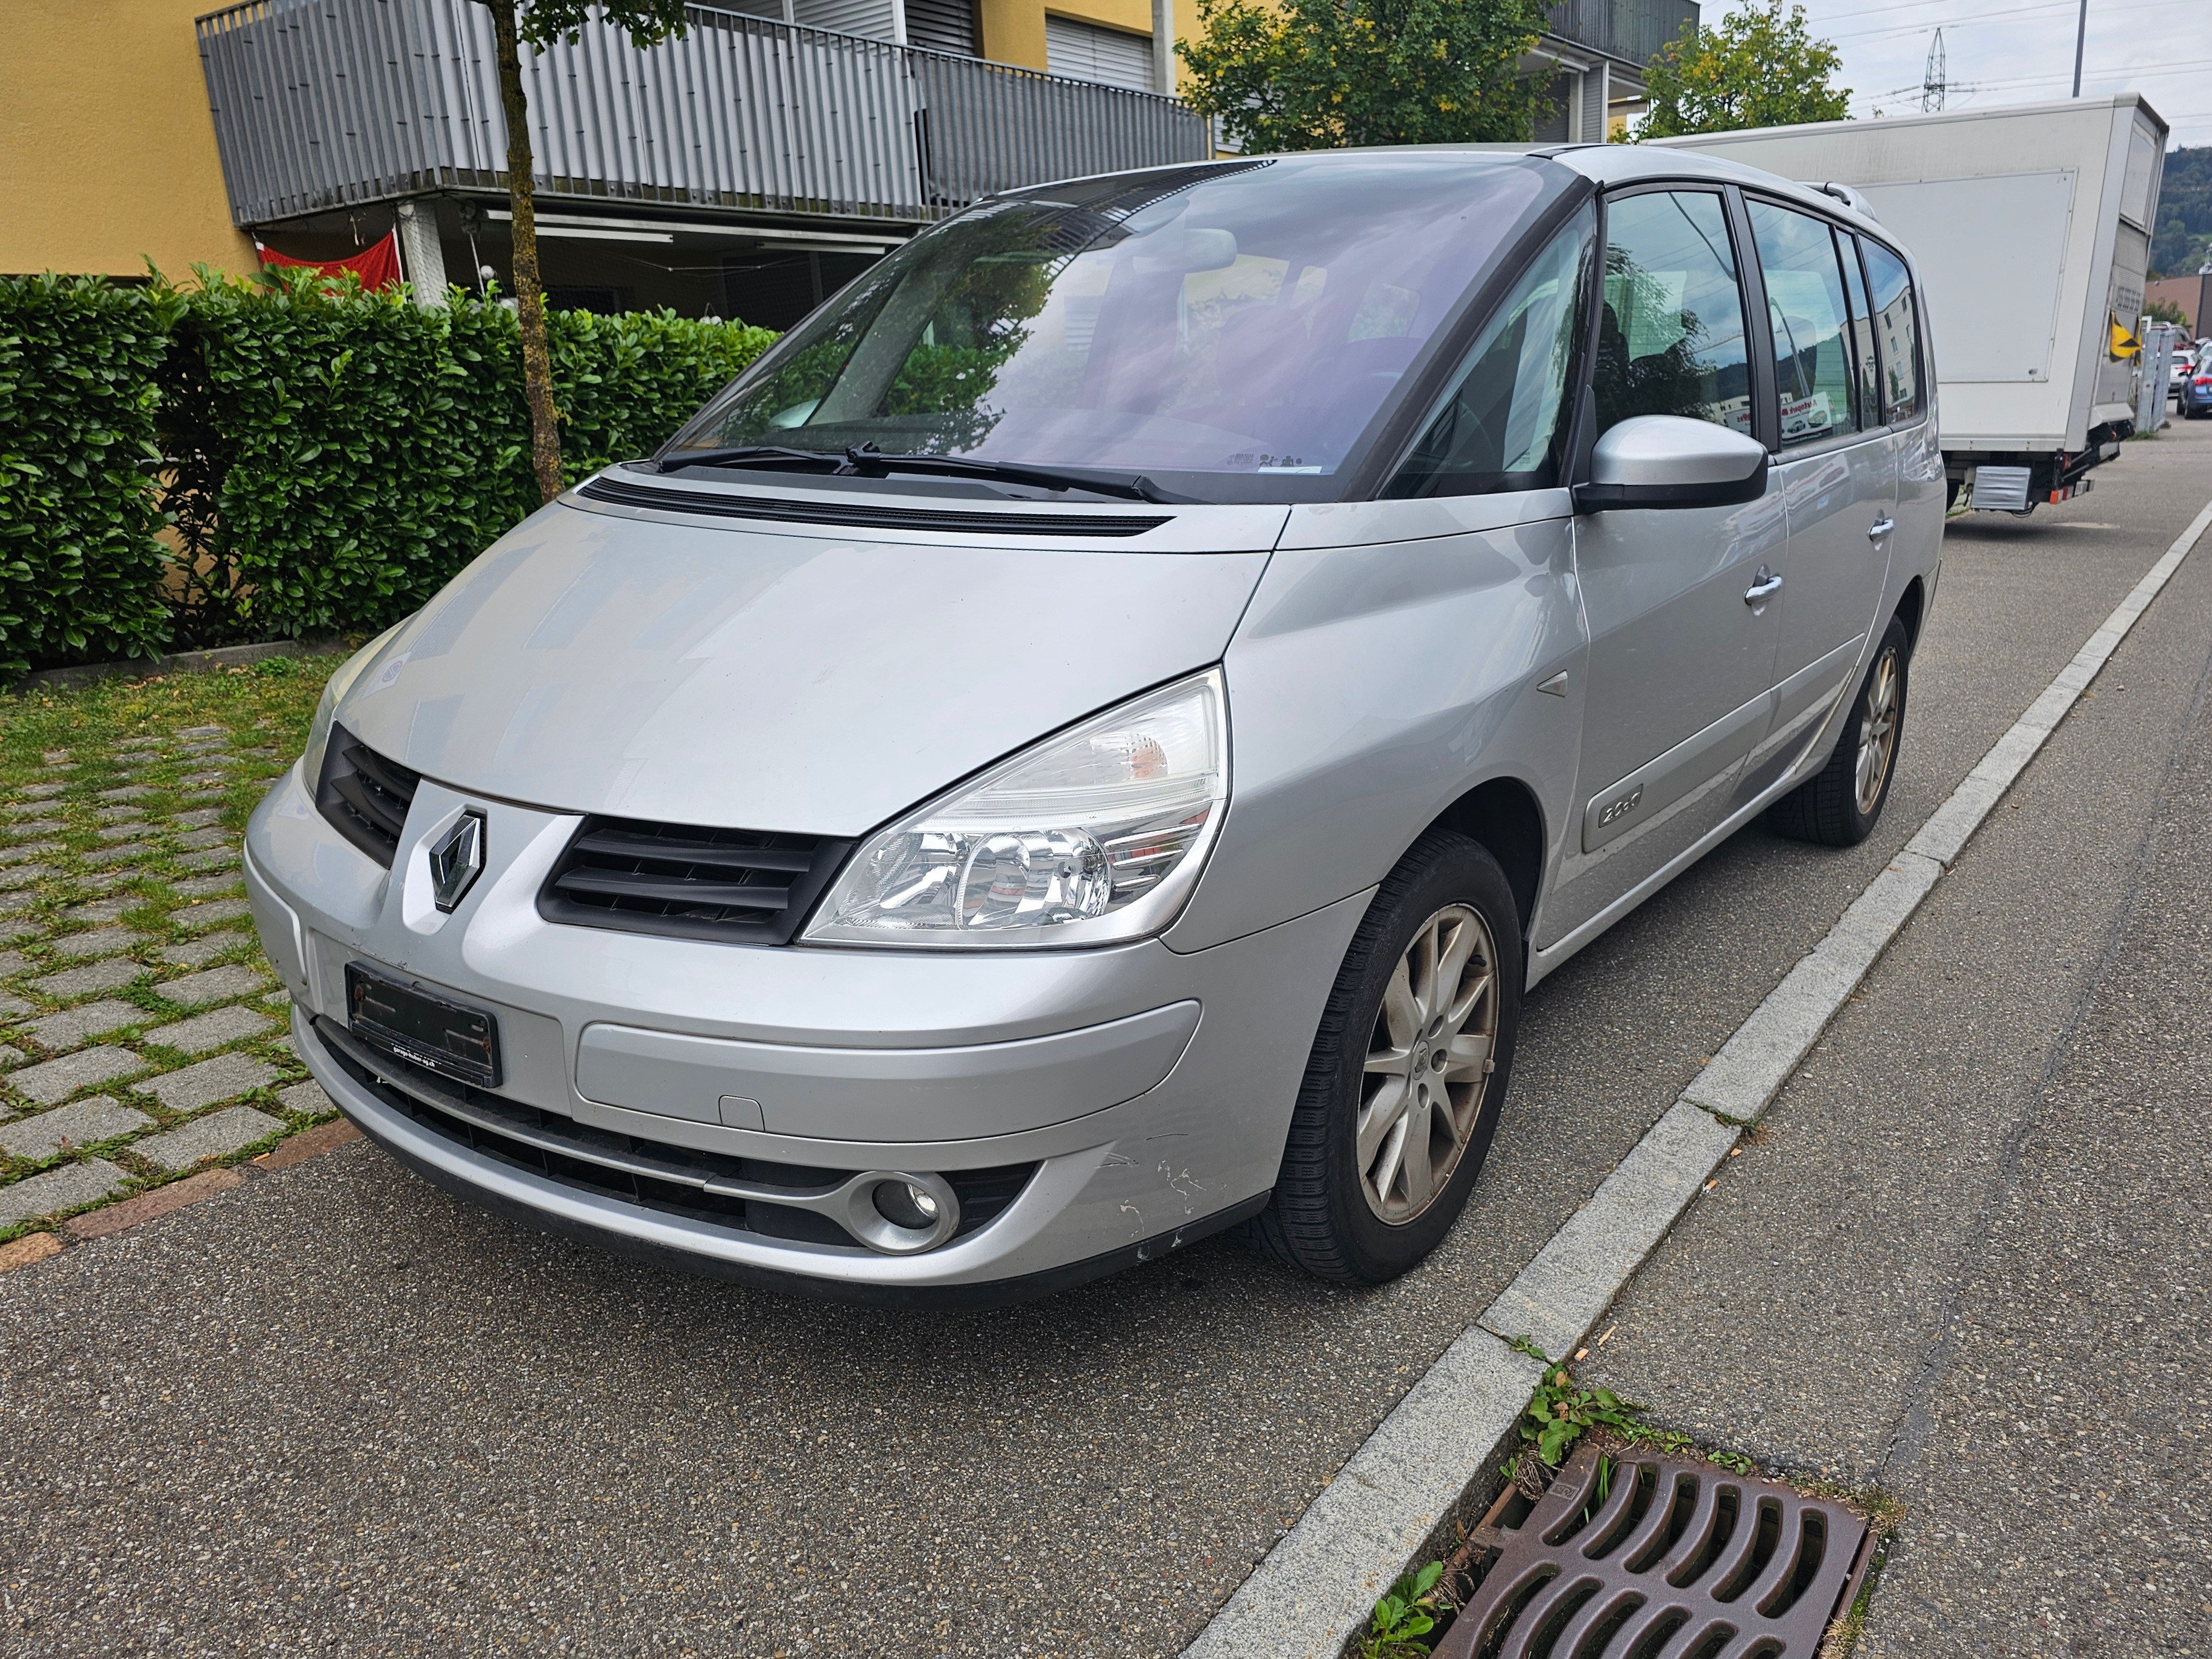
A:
[2152, 146, 2212, 278]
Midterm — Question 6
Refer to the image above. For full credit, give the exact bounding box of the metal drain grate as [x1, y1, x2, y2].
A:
[1431, 1442, 1872, 1659]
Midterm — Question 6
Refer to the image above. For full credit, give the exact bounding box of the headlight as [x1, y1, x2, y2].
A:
[803, 670, 1228, 949]
[300, 623, 407, 779]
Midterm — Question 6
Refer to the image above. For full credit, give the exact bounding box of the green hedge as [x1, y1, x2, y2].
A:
[0, 276, 186, 678]
[0, 269, 778, 673]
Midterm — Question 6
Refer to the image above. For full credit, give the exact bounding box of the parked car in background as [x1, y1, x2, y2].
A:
[247, 145, 1945, 1302]
[2170, 340, 2198, 400]
[2180, 357, 2212, 418]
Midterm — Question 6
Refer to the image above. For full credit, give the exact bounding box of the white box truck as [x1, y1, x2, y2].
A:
[1659, 95, 2169, 514]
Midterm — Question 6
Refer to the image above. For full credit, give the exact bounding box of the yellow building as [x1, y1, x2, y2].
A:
[2, 0, 257, 279]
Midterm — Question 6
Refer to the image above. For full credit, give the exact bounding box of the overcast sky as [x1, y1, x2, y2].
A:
[1702, 0, 2212, 149]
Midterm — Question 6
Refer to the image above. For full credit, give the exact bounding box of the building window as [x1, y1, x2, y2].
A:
[1045, 15, 1156, 92]
[903, 0, 978, 56]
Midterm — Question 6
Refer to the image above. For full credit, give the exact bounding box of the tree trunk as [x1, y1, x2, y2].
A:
[490, 2, 563, 504]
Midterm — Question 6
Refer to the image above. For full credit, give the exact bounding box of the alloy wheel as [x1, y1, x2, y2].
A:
[1358, 903, 1500, 1224]
[1855, 645, 1901, 816]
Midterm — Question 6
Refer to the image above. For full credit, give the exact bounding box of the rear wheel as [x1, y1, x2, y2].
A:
[1257, 831, 1522, 1284]
[1767, 616, 1909, 846]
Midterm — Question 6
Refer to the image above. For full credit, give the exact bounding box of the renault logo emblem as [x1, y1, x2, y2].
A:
[428, 811, 486, 913]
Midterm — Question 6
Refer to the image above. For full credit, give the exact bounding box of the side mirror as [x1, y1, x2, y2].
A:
[1573, 415, 1770, 512]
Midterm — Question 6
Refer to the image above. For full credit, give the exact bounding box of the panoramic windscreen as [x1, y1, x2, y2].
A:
[662, 154, 1560, 497]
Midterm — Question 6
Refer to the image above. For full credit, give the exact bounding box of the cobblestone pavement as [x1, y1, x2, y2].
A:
[0, 711, 337, 1241]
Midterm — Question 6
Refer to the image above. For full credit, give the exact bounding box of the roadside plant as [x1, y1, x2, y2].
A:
[477, 0, 694, 503]
[1633, 0, 1849, 141]
[1359, 1559, 1447, 1659]
[0, 274, 183, 678]
[1519, 1363, 1647, 1470]
[1177, 0, 1551, 153]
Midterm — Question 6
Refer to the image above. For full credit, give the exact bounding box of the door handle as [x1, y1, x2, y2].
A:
[1745, 566, 1783, 604]
[1868, 516, 1896, 539]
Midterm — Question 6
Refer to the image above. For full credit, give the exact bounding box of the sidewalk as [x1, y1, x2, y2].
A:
[1580, 425, 2212, 1653]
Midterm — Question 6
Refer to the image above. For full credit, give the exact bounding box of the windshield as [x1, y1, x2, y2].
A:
[661, 154, 1563, 500]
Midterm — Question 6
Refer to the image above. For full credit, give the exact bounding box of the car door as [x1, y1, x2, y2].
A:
[1860, 237, 1947, 624]
[1543, 184, 1786, 946]
[1738, 198, 1898, 801]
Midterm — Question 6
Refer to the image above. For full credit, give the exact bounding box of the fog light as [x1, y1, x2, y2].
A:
[873, 1179, 940, 1230]
[838, 1171, 962, 1254]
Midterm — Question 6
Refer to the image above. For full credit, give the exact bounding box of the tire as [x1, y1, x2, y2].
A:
[1257, 831, 1523, 1284]
[1766, 616, 1910, 846]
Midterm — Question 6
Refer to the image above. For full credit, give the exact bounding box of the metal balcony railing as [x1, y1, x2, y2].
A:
[1545, 0, 1700, 69]
[194, 0, 1213, 228]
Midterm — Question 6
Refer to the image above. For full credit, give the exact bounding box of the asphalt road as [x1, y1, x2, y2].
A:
[5, 423, 2210, 1658]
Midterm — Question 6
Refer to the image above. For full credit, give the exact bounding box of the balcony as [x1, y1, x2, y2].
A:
[1547, 0, 1700, 71]
[194, 0, 1213, 231]
[1548, 0, 1699, 69]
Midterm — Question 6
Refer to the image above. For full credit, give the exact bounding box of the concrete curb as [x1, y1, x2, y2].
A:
[10, 639, 310, 694]
[1178, 492, 2212, 1659]
[1180, 1331, 1545, 1659]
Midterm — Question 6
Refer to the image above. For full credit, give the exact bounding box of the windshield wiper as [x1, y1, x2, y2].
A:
[838, 445, 1191, 504]
[654, 444, 843, 473]
[657, 442, 1189, 504]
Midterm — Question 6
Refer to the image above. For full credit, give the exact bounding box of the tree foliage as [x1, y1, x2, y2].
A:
[1634, 1, 1849, 141]
[1176, 0, 1553, 153]
[2150, 145, 2212, 279]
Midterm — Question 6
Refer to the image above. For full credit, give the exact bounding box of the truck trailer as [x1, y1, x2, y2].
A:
[1660, 95, 2169, 514]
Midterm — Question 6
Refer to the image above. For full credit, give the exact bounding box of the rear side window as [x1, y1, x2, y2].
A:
[1386, 206, 1596, 498]
[1592, 190, 1754, 440]
[1860, 239, 1924, 423]
[1748, 200, 1856, 447]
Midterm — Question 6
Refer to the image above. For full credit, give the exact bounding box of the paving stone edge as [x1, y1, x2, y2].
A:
[0, 1114, 361, 1274]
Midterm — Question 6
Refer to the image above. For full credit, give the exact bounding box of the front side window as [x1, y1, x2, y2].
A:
[1748, 200, 1857, 447]
[1860, 239, 1924, 424]
[662, 156, 1567, 500]
[1386, 206, 1595, 498]
[1591, 190, 1754, 440]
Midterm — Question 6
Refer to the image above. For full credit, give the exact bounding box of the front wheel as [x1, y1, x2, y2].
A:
[1257, 831, 1523, 1284]
[1767, 616, 1910, 846]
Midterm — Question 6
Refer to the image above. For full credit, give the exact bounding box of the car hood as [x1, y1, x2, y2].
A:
[332, 500, 1278, 837]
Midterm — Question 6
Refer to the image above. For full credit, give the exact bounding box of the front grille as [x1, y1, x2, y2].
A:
[317, 726, 421, 868]
[315, 1016, 1034, 1251]
[537, 816, 852, 946]
[578, 474, 1171, 539]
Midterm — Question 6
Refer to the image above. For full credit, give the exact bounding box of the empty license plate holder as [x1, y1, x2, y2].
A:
[345, 962, 502, 1090]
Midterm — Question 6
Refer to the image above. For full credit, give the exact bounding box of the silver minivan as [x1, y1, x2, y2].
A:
[246, 144, 1943, 1302]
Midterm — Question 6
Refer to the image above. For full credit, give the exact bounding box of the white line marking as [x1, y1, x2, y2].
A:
[1180, 492, 2212, 1659]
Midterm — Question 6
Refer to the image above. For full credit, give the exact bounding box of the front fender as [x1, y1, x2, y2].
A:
[1167, 493, 1586, 954]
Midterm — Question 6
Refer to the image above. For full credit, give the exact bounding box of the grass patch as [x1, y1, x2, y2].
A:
[0, 647, 358, 1239]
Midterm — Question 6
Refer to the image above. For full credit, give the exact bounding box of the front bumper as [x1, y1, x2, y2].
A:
[247, 760, 1367, 1296]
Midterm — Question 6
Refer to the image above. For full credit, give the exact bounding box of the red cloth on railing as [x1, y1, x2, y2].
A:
[255, 232, 403, 291]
